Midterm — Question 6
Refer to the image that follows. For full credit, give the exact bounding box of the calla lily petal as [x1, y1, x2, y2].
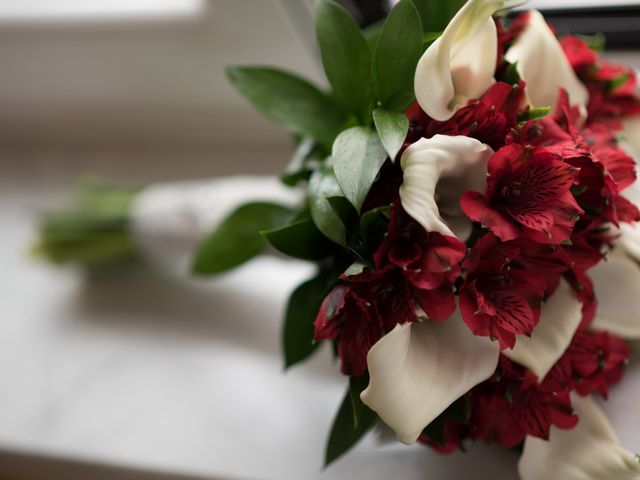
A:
[399, 134, 493, 238]
[505, 10, 589, 116]
[519, 394, 640, 480]
[360, 312, 500, 445]
[623, 116, 640, 155]
[504, 279, 582, 380]
[414, 0, 516, 121]
[590, 248, 640, 340]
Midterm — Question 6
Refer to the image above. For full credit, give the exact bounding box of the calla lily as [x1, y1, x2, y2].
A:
[360, 312, 500, 445]
[590, 248, 640, 340]
[619, 122, 640, 260]
[414, 0, 521, 121]
[399, 134, 493, 239]
[505, 10, 589, 116]
[504, 279, 582, 380]
[519, 394, 640, 480]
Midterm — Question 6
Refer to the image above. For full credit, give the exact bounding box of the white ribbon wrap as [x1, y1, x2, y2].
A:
[130, 176, 301, 273]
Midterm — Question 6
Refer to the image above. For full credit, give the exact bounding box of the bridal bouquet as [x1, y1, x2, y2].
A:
[211, 0, 640, 477]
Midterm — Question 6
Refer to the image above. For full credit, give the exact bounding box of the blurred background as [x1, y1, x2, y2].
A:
[1, 1, 639, 479]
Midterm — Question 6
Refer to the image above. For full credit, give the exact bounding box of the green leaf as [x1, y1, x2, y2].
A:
[281, 137, 324, 187]
[373, 108, 409, 160]
[411, 0, 465, 32]
[315, 0, 372, 120]
[226, 66, 346, 147]
[309, 166, 347, 246]
[332, 126, 387, 212]
[283, 272, 330, 368]
[360, 206, 390, 253]
[371, 0, 423, 108]
[325, 376, 377, 467]
[262, 218, 334, 261]
[363, 19, 384, 51]
[517, 106, 551, 122]
[502, 61, 521, 85]
[192, 202, 292, 275]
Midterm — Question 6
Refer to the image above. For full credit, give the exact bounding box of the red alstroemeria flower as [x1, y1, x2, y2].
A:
[314, 208, 466, 376]
[561, 35, 640, 126]
[405, 81, 526, 151]
[543, 330, 630, 398]
[459, 234, 548, 349]
[374, 207, 466, 322]
[461, 143, 583, 243]
[314, 268, 416, 377]
[469, 357, 579, 447]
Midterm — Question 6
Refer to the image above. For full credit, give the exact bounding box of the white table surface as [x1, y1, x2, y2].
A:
[0, 154, 639, 480]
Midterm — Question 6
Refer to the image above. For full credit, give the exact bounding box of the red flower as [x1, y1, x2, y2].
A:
[374, 207, 466, 322]
[561, 35, 640, 126]
[314, 208, 466, 376]
[544, 331, 630, 398]
[419, 421, 468, 454]
[405, 81, 526, 151]
[469, 357, 579, 447]
[458, 234, 547, 349]
[461, 144, 583, 243]
[314, 268, 416, 377]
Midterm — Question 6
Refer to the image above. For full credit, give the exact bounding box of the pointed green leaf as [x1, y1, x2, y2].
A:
[192, 202, 292, 275]
[315, 0, 372, 119]
[371, 0, 423, 108]
[226, 66, 346, 147]
[411, 0, 465, 32]
[283, 272, 331, 368]
[373, 108, 409, 160]
[325, 375, 377, 467]
[332, 126, 387, 212]
[309, 166, 347, 246]
[262, 218, 334, 261]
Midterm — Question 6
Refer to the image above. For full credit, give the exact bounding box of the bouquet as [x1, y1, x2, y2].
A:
[207, 0, 640, 477]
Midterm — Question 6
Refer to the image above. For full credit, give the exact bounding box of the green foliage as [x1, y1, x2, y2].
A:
[325, 375, 377, 467]
[411, 0, 466, 32]
[192, 202, 292, 275]
[309, 166, 348, 246]
[371, 0, 423, 110]
[262, 217, 334, 261]
[332, 126, 387, 212]
[359, 206, 390, 253]
[282, 271, 332, 368]
[226, 67, 346, 148]
[315, 0, 373, 121]
[33, 181, 138, 265]
[373, 108, 409, 160]
[281, 137, 325, 187]
[517, 106, 551, 122]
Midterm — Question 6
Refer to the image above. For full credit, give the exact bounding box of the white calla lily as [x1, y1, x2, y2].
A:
[399, 134, 493, 239]
[590, 248, 640, 340]
[505, 10, 589, 116]
[360, 312, 500, 445]
[414, 0, 520, 121]
[618, 123, 640, 260]
[519, 394, 640, 480]
[623, 116, 640, 155]
[504, 279, 582, 380]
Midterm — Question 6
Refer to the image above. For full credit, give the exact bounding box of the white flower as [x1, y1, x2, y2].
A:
[505, 10, 589, 117]
[399, 134, 493, 239]
[414, 0, 523, 121]
[519, 394, 640, 480]
[360, 311, 500, 444]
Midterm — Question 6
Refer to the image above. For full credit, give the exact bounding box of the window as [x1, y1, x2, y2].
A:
[0, 0, 205, 22]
